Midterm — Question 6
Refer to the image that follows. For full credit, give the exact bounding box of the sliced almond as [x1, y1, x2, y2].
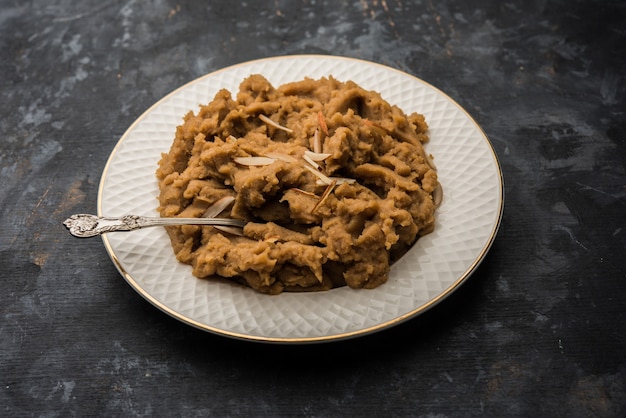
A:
[317, 111, 329, 136]
[200, 196, 243, 236]
[289, 187, 318, 198]
[313, 128, 322, 153]
[203, 196, 235, 218]
[433, 182, 443, 208]
[259, 114, 293, 133]
[214, 225, 245, 236]
[303, 164, 332, 185]
[234, 156, 276, 166]
[304, 150, 332, 161]
[311, 180, 337, 213]
[315, 177, 357, 186]
[302, 153, 321, 170]
[264, 151, 298, 163]
[330, 177, 356, 185]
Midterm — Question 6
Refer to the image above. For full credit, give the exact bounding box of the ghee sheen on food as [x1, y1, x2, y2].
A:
[156, 75, 440, 294]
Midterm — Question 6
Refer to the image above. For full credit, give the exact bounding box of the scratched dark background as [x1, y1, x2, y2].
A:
[1, 0, 625, 416]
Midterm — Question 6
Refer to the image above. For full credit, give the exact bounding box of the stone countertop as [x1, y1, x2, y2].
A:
[1, 0, 625, 416]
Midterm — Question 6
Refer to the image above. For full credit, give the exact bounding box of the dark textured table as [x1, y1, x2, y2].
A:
[2, 1, 625, 416]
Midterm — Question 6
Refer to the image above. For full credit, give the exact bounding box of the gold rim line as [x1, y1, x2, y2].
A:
[97, 54, 505, 344]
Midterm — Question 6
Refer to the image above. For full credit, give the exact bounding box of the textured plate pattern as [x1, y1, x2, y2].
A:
[99, 55, 503, 343]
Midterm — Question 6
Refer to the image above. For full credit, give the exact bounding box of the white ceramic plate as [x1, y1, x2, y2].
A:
[98, 55, 503, 343]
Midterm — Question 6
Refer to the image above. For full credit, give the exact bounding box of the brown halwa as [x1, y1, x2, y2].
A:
[156, 75, 440, 294]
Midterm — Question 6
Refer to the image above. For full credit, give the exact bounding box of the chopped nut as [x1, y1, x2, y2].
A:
[317, 111, 329, 136]
[303, 164, 332, 185]
[201, 196, 243, 236]
[304, 150, 331, 161]
[313, 128, 322, 153]
[264, 151, 298, 163]
[433, 182, 443, 207]
[290, 187, 318, 198]
[259, 114, 293, 133]
[311, 180, 337, 213]
[213, 225, 245, 236]
[317, 177, 357, 185]
[202, 196, 235, 218]
[234, 156, 277, 166]
[302, 153, 321, 170]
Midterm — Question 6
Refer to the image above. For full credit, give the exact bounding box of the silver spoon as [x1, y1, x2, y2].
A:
[64, 213, 246, 238]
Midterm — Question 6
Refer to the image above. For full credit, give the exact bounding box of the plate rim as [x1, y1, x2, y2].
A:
[97, 54, 504, 344]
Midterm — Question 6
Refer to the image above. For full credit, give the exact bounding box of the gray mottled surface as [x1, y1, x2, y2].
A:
[1, 0, 625, 416]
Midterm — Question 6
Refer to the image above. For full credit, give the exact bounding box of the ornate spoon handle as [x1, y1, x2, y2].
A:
[63, 214, 246, 238]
